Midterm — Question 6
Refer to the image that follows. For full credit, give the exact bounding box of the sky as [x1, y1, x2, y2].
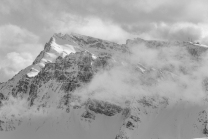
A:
[0, 0, 208, 82]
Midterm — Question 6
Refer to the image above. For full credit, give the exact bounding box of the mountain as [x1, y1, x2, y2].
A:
[0, 33, 208, 139]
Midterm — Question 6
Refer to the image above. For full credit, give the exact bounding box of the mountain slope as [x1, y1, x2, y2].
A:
[0, 33, 208, 139]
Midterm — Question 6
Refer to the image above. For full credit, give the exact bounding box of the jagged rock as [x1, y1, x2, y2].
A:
[87, 99, 123, 116]
[0, 33, 208, 139]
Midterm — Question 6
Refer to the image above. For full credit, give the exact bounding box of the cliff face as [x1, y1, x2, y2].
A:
[0, 33, 208, 139]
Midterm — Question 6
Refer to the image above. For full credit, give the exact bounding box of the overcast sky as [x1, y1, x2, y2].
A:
[0, 0, 208, 82]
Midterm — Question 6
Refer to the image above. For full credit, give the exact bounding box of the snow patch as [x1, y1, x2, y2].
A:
[92, 54, 97, 59]
[27, 35, 79, 77]
[189, 42, 208, 48]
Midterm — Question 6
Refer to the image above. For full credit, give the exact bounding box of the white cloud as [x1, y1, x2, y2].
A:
[7, 52, 33, 71]
[75, 43, 208, 104]
[0, 24, 39, 53]
[155, 22, 202, 41]
[0, 24, 42, 82]
[136, 22, 203, 42]
[49, 14, 135, 43]
[0, 52, 34, 82]
[0, 0, 208, 81]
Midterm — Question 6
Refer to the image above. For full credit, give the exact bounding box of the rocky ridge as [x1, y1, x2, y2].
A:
[0, 33, 208, 139]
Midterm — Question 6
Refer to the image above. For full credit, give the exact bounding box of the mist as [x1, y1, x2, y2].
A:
[2, 42, 208, 118]
[76, 43, 208, 105]
[1, 42, 208, 139]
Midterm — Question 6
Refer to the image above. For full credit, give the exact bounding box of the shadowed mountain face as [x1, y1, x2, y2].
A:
[0, 33, 208, 139]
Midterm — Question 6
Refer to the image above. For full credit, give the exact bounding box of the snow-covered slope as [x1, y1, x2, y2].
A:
[27, 33, 80, 77]
[1, 33, 208, 139]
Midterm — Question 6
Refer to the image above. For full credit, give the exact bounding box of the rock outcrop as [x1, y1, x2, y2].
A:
[0, 33, 208, 139]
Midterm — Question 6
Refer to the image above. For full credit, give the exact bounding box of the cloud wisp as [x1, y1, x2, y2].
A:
[76, 43, 208, 105]
[0, 42, 208, 139]
[49, 14, 135, 44]
[1, 42, 208, 125]
[1, 0, 208, 82]
[0, 24, 42, 82]
[1, 0, 208, 44]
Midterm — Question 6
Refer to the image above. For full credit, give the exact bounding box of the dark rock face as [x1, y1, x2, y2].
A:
[198, 110, 208, 135]
[71, 33, 125, 52]
[27, 51, 119, 111]
[9, 52, 94, 106]
[1, 33, 208, 139]
[0, 34, 127, 132]
[0, 93, 4, 106]
[87, 99, 123, 116]
[81, 110, 95, 120]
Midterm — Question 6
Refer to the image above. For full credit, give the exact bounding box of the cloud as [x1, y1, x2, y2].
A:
[0, 52, 33, 82]
[0, 0, 208, 81]
[201, 36, 208, 45]
[0, 24, 39, 53]
[0, 37, 208, 138]
[0, 24, 42, 82]
[49, 14, 135, 43]
[1, 0, 208, 44]
[75, 43, 208, 105]
[0, 0, 208, 138]
[151, 22, 202, 41]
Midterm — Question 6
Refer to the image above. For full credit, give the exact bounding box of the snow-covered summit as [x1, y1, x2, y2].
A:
[27, 33, 80, 77]
[1, 33, 208, 139]
[28, 33, 127, 78]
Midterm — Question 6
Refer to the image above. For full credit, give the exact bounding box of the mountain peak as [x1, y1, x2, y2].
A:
[2, 33, 208, 139]
[28, 33, 128, 78]
[28, 34, 80, 77]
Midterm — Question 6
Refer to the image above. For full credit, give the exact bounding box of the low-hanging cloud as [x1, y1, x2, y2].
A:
[75, 43, 208, 105]
[152, 22, 202, 41]
[49, 14, 135, 44]
[0, 41, 208, 139]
